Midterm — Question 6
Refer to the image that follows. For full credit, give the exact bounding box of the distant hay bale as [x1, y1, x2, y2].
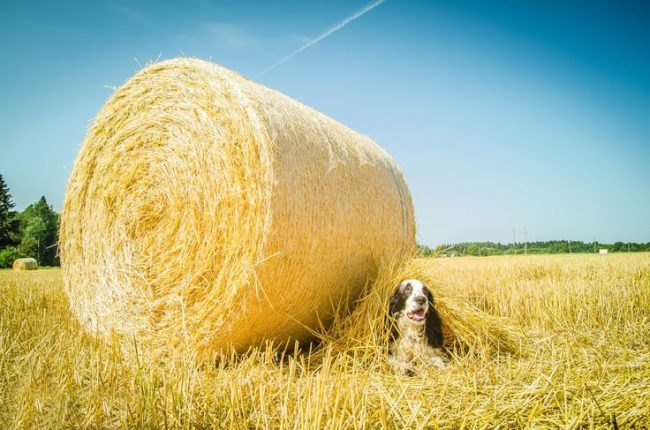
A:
[60, 58, 415, 359]
[13, 258, 37, 271]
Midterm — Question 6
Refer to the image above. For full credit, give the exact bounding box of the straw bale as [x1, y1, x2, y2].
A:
[60, 58, 415, 358]
[12, 258, 38, 271]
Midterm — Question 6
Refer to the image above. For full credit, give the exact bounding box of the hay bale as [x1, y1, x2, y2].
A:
[13, 258, 38, 271]
[60, 58, 415, 358]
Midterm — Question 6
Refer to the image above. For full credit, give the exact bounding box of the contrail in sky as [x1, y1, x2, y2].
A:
[257, 0, 387, 77]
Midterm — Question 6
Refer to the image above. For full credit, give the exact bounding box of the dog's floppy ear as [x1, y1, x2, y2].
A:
[424, 287, 444, 348]
[388, 285, 402, 317]
[386, 285, 402, 343]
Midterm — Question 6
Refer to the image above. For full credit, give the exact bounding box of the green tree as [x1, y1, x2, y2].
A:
[417, 243, 432, 256]
[19, 196, 59, 266]
[0, 246, 21, 268]
[0, 174, 21, 248]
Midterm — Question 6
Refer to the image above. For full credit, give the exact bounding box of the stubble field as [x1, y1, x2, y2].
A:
[1, 253, 648, 429]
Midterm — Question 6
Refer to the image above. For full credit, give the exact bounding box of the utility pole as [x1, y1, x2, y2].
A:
[568, 240, 572, 254]
[523, 225, 528, 255]
[512, 228, 517, 254]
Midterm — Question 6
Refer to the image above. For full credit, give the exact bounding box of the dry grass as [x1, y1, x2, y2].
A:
[1, 253, 649, 428]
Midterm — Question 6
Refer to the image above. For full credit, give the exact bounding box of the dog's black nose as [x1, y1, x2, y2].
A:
[414, 296, 426, 305]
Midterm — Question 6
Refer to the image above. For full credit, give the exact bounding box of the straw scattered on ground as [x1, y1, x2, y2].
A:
[1, 253, 648, 428]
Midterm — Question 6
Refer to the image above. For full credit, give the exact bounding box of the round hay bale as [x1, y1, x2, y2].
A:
[13, 258, 38, 271]
[60, 58, 415, 358]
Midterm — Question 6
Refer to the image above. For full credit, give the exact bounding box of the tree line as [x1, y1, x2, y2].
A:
[418, 240, 650, 257]
[0, 175, 59, 267]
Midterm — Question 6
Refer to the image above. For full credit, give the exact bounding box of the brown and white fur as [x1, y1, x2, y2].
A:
[387, 279, 447, 375]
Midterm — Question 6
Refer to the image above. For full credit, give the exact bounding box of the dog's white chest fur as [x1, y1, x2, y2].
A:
[390, 318, 446, 371]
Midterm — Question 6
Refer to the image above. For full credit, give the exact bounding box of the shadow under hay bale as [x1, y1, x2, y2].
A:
[60, 58, 415, 361]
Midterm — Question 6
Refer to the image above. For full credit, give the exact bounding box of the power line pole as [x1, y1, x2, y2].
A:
[524, 225, 528, 255]
[512, 228, 517, 254]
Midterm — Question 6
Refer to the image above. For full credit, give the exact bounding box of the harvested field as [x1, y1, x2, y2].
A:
[1, 254, 648, 428]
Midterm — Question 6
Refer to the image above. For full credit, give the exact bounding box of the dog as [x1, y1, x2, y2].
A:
[387, 279, 447, 375]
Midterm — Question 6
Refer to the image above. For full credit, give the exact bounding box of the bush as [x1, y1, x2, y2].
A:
[417, 244, 433, 257]
[0, 246, 22, 268]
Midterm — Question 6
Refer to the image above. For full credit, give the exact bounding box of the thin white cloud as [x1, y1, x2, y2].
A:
[205, 23, 258, 49]
[177, 22, 258, 50]
[257, 0, 387, 77]
[108, 1, 145, 22]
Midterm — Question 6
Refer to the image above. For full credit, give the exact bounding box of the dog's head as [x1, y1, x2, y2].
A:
[388, 279, 444, 347]
[389, 279, 431, 325]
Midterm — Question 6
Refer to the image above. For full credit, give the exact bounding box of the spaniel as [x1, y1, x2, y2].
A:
[387, 279, 448, 375]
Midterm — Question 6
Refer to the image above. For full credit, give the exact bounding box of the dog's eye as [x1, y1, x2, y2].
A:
[404, 283, 412, 295]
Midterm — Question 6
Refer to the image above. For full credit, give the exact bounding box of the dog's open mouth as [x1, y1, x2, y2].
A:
[407, 309, 426, 322]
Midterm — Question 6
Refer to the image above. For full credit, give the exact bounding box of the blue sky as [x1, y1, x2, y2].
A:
[1, 0, 648, 245]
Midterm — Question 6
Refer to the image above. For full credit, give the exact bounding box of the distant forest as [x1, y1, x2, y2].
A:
[418, 240, 650, 257]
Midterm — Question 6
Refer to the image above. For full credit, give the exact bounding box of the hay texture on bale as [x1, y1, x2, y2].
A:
[13, 258, 38, 271]
[60, 58, 415, 359]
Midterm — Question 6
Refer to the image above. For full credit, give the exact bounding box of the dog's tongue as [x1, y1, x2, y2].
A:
[408, 309, 426, 321]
